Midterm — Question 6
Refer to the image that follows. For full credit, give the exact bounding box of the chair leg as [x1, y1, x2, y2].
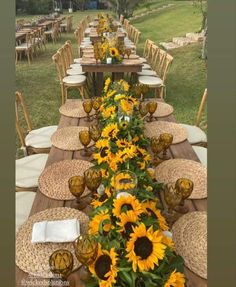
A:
[60, 84, 66, 105]
[78, 86, 85, 100]
[26, 50, 31, 65]
[64, 87, 68, 103]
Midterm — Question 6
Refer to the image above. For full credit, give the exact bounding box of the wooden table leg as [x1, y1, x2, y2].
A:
[92, 72, 96, 96]
[113, 72, 124, 81]
[96, 72, 104, 96]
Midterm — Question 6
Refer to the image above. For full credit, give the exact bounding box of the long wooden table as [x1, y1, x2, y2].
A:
[15, 100, 207, 287]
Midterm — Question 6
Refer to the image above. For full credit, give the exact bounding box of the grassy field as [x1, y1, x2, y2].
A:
[16, 1, 207, 155]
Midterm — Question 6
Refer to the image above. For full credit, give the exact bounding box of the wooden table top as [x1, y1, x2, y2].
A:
[15, 99, 207, 287]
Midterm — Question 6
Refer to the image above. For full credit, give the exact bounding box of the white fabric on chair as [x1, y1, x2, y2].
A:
[63, 75, 86, 84]
[142, 63, 151, 69]
[180, 124, 207, 145]
[70, 63, 82, 69]
[67, 68, 85, 76]
[137, 70, 157, 77]
[138, 76, 163, 87]
[192, 146, 207, 167]
[25, 126, 57, 149]
[16, 153, 48, 188]
[139, 57, 147, 63]
[74, 58, 82, 64]
[15, 191, 36, 232]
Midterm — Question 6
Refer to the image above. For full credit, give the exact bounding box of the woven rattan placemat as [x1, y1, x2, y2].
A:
[145, 121, 187, 144]
[172, 211, 207, 279]
[152, 102, 174, 118]
[155, 159, 207, 199]
[59, 100, 95, 118]
[51, 126, 93, 151]
[16, 207, 89, 278]
[39, 159, 93, 200]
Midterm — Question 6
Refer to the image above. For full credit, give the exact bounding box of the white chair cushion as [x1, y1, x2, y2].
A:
[80, 44, 93, 49]
[67, 68, 85, 76]
[192, 146, 207, 167]
[83, 37, 91, 41]
[85, 28, 91, 33]
[63, 75, 86, 84]
[138, 76, 163, 87]
[137, 70, 157, 77]
[74, 58, 82, 64]
[70, 63, 82, 69]
[180, 124, 207, 144]
[142, 63, 151, 69]
[60, 23, 66, 27]
[16, 153, 48, 188]
[25, 125, 58, 149]
[44, 30, 52, 34]
[16, 191, 36, 232]
[16, 43, 32, 50]
[139, 57, 147, 63]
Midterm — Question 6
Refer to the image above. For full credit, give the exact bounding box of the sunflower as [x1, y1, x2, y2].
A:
[112, 195, 143, 218]
[114, 94, 126, 101]
[117, 210, 139, 236]
[127, 96, 139, 107]
[118, 79, 130, 92]
[114, 172, 136, 191]
[103, 90, 117, 101]
[93, 146, 110, 165]
[89, 244, 118, 287]
[142, 201, 169, 231]
[91, 187, 111, 208]
[120, 99, 134, 115]
[101, 123, 119, 139]
[110, 47, 119, 57]
[126, 223, 166, 272]
[164, 270, 185, 287]
[102, 106, 116, 119]
[137, 161, 146, 170]
[116, 139, 130, 148]
[137, 147, 151, 163]
[95, 138, 110, 150]
[122, 145, 137, 161]
[89, 209, 112, 235]
[108, 152, 124, 172]
[104, 77, 111, 93]
[119, 120, 129, 130]
[162, 233, 175, 251]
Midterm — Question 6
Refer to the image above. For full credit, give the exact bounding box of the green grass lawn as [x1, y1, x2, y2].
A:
[16, 2, 207, 155]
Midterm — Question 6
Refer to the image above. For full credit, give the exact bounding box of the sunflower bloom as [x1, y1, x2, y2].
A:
[126, 223, 166, 272]
[112, 195, 143, 218]
[117, 210, 139, 236]
[89, 209, 112, 235]
[101, 123, 119, 139]
[164, 270, 185, 287]
[89, 244, 118, 287]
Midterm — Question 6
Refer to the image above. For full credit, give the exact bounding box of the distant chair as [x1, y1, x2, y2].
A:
[15, 91, 57, 155]
[15, 32, 33, 65]
[60, 15, 73, 33]
[44, 21, 60, 43]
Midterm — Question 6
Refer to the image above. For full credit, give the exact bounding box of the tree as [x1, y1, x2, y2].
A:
[193, 0, 207, 60]
[107, 0, 142, 18]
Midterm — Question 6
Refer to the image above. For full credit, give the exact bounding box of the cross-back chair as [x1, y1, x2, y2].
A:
[15, 32, 33, 65]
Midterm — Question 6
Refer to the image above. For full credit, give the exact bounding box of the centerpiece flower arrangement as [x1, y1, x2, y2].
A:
[86, 78, 186, 287]
[94, 38, 122, 64]
[97, 14, 117, 35]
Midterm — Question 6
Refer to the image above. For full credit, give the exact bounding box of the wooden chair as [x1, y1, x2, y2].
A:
[138, 51, 173, 99]
[33, 28, 46, 53]
[44, 22, 60, 43]
[119, 14, 124, 25]
[52, 52, 87, 104]
[15, 32, 33, 65]
[137, 45, 160, 77]
[60, 15, 73, 33]
[15, 91, 57, 155]
[180, 89, 207, 147]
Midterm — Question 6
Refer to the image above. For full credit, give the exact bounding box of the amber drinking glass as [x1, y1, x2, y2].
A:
[89, 125, 101, 142]
[83, 100, 93, 122]
[125, 48, 132, 59]
[139, 102, 149, 119]
[79, 130, 92, 157]
[158, 133, 173, 160]
[147, 101, 158, 122]
[163, 183, 182, 226]
[92, 97, 102, 119]
[74, 234, 98, 283]
[150, 136, 165, 167]
[49, 249, 74, 281]
[68, 175, 87, 210]
[84, 168, 102, 196]
[175, 178, 194, 213]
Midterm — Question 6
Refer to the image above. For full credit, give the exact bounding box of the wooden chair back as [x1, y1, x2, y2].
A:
[120, 14, 124, 24]
[15, 91, 32, 148]
[146, 40, 155, 63]
[155, 49, 167, 77]
[161, 53, 173, 82]
[149, 44, 160, 70]
[52, 52, 66, 82]
[134, 30, 141, 46]
[195, 89, 207, 127]
[65, 41, 74, 66]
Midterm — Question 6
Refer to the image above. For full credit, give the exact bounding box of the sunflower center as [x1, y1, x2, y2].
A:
[101, 147, 108, 158]
[124, 222, 135, 234]
[146, 208, 157, 219]
[121, 204, 133, 212]
[134, 236, 153, 260]
[99, 193, 108, 202]
[95, 255, 112, 280]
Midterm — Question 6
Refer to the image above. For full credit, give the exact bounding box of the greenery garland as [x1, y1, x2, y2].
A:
[87, 78, 186, 287]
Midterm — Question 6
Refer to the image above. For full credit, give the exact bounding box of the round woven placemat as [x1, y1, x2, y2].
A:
[172, 211, 207, 279]
[39, 159, 93, 200]
[51, 126, 94, 151]
[123, 59, 143, 65]
[59, 100, 95, 118]
[155, 159, 207, 199]
[16, 207, 89, 278]
[145, 121, 187, 144]
[152, 102, 174, 117]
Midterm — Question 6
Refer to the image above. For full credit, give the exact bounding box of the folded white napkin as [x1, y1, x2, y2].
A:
[31, 218, 80, 243]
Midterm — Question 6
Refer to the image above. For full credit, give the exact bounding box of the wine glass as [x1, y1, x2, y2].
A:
[68, 175, 89, 210]
[84, 168, 102, 197]
[49, 249, 74, 282]
[139, 102, 149, 119]
[175, 178, 194, 213]
[147, 101, 158, 122]
[150, 136, 165, 167]
[74, 234, 98, 283]
[125, 48, 132, 59]
[89, 124, 101, 143]
[83, 100, 93, 122]
[158, 133, 173, 160]
[163, 183, 182, 226]
[79, 130, 92, 157]
[92, 97, 102, 119]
